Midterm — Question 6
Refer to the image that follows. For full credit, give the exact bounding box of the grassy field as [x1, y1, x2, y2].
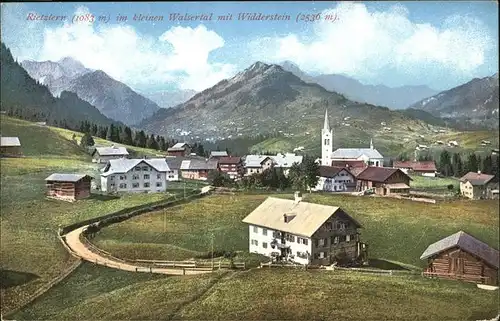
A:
[0, 116, 173, 313]
[12, 262, 499, 320]
[93, 193, 499, 269]
[409, 175, 460, 193]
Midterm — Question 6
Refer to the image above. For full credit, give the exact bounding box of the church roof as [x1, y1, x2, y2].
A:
[331, 148, 383, 159]
[323, 109, 330, 132]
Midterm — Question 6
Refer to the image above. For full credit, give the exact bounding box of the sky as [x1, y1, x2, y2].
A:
[1, 1, 498, 93]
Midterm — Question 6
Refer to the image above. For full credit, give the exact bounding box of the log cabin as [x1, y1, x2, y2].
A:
[0, 136, 22, 157]
[242, 192, 368, 266]
[420, 231, 499, 285]
[45, 174, 93, 201]
[356, 167, 412, 195]
[167, 143, 191, 157]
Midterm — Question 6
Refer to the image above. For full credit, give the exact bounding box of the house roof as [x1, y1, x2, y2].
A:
[45, 173, 93, 182]
[101, 158, 170, 177]
[168, 143, 189, 151]
[393, 161, 437, 172]
[318, 166, 353, 178]
[460, 172, 495, 186]
[180, 159, 218, 170]
[420, 231, 499, 269]
[0, 137, 21, 147]
[331, 160, 367, 168]
[218, 156, 242, 164]
[93, 146, 129, 156]
[242, 197, 362, 238]
[331, 148, 383, 160]
[356, 166, 412, 183]
[244, 155, 274, 167]
[210, 151, 228, 157]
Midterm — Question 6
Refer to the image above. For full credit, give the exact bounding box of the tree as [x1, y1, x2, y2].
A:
[482, 155, 493, 175]
[134, 130, 147, 148]
[120, 126, 133, 146]
[466, 153, 479, 173]
[146, 135, 159, 150]
[439, 150, 452, 177]
[451, 153, 463, 177]
[208, 170, 231, 187]
[106, 124, 114, 141]
[197, 144, 205, 157]
[302, 156, 320, 192]
[80, 132, 95, 148]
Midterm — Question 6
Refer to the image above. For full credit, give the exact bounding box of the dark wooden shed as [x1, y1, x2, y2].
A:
[45, 174, 93, 202]
[420, 231, 499, 285]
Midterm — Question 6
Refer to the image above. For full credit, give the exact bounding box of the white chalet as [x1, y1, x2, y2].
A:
[100, 158, 170, 193]
[92, 146, 129, 163]
[312, 166, 356, 192]
[321, 110, 384, 167]
[242, 193, 367, 266]
[244, 153, 303, 176]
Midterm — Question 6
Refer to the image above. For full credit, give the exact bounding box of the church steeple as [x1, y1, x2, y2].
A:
[370, 138, 374, 150]
[323, 109, 330, 132]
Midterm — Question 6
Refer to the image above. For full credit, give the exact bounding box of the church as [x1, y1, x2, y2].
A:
[321, 110, 384, 167]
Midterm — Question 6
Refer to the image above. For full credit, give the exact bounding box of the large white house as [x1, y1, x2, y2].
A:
[242, 193, 366, 266]
[321, 110, 384, 167]
[100, 158, 170, 193]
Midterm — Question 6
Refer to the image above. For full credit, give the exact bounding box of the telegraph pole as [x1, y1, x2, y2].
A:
[163, 209, 166, 233]
[211, 232, 214, 270]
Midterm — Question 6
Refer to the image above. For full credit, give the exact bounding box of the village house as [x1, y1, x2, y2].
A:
[45, 173, 93, 201]
[393, 161, 437, 177]
[180, 159, 219, 180]
[218, 156, 244, 179]
[242, 193, 368, 266]
[312, 166, 356, 192]
[331, 160, 367, 177]
[91, 145, 129, 163]
[244, 153, 303, 176]
[321, 110, 384, 167]
[459, 171, 498, 200]
[164, 157, 183, 181]
[421, 231, 499, 285]
[356, 167, 412, 195]
[209, 151, 229, 159]
[100, 158, 170, 193]
[167, 143, 191, 157]
[0, 136, 22, 157]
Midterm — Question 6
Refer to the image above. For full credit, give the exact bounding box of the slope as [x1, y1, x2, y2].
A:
[410, 73, 499, 129]
[0, 43, 115, 129]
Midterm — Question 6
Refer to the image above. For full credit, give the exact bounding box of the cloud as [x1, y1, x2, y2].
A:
[37, 6, 236, 91]
[250, 2, 494, 82]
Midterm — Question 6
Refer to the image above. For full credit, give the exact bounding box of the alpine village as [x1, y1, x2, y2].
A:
[1, 2, 499, 321]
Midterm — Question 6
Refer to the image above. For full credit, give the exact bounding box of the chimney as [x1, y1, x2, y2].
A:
[294, 191, 302, 203]
[283, 213, 288, 223]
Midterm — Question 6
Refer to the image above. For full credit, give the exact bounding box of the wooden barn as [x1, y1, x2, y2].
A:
[420, 231, 499, 285]
[356, 167, 412, 195]
[0, 136, 22, 157]
[45, 174, 93, 202]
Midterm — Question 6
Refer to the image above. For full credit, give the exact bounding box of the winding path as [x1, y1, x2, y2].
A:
[63, 226, 213, 276]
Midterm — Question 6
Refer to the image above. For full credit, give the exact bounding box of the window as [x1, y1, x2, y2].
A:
[119, 175, 126, 180]
[144, 174, 150, 179]
[251, 240, 258, 246]
[262, 228, 268, 236]
[110, 176, 115, 181]
[156, 182, 162, 187]
[263, 242, 268, 249]
[303, 238, 308, 245]
[318, 238, 325, 247]
[142, 166, 149, 171]
[132, 174, 139, 180]
[333, 236, 339, 244]
[339, 235, 346, 242]
[273, 231, 281, 238]
[168, 175, 175, 179]
[286, 234, 295, 242]
[157, 174, 161, 179]
[110, 183, 115, 187]
[135, 166, 141, 171]
[144, 182, 150, 188]
[319, 252, 325, 259]
[253, 226, 258, 233]
[346, 235, 351, 243]
[132, 183, 139, 188]
[119, 183, 127, 189]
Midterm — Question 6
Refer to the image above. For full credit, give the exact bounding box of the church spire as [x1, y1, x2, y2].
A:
[323, 109, 330, 132]
[370, 138, 374, 150]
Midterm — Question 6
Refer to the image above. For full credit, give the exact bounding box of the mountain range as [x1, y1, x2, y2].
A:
[0, 42, 116, 128]
[139, 61, 449, 157]
[21, 58, 160, 125]
[279, 61, 439, 110]
[409, 73, 499, 130]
